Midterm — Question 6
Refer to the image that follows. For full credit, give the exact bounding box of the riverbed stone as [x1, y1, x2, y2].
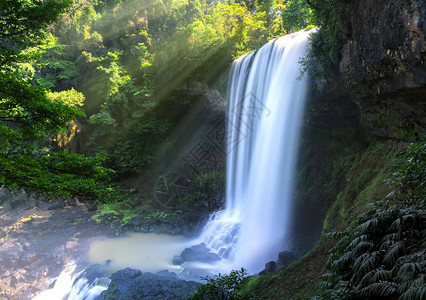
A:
[48, 199, 65, 210]
[172, 255, 184, 265]
[101, 268, 200, 300]
[156, 270, 178, 279]
[78, 264, 107, 284]
[0, 187, 113, 299]
[180, 243, 221, 263]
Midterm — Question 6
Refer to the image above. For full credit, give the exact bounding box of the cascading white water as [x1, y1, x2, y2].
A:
[199, 29, 314, 273]
[32, 29, 313, 299]
[34, 262, 110, 300]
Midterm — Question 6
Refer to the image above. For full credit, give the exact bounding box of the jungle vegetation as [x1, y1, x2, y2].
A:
[1, 1, 424, 298]
[0, 0, 318, 200]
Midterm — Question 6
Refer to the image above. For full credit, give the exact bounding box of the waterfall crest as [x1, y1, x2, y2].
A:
[33, 29, 313, 299]
[199, 29, 313, 273]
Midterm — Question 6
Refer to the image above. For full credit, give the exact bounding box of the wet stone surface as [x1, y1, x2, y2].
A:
[102, 268, 200, 300]
[0, 188, 112, 299]
[174, 243, 221, 264]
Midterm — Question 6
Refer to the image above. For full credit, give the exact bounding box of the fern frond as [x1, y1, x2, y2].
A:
[356, 218, 378, 232]
[360, 281, 397, 297]
[353, 241, 374, 255]
[319, 281, 332, 289]
[398, 286, 426, 300]
[325, 231, 345, 240]
[397, 279, 413, 294]
[382, 233, 397, 242]
[332, 252, 352, 272]
[359, 252, 379, 275]
[353, 253, 369, 272]
[390, 217, 402, 231]
[412, 274, 425, 287]
[402, 229, 420, 238]
[355, 269, 377, 290]
[397, 273, 425, 295]
[402, 213, 416, 223]
[317, 178, 425, 300]
[383, 241, 405, 265]
[333, 235, 351, 250]
[348, 234, 369, 249]
[398, 262, 422, 275]
[380, 239, 396, 251]
[320, 272, 334, 281]
[372, 269, 393, 282]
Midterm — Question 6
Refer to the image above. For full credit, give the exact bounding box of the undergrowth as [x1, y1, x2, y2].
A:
[186, 268, 258, 300]
[0, 149, 121, 202]
[314, 143, 426, 299]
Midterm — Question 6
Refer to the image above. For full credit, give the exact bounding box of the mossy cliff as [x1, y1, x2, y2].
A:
[340, 0, 425, 139]
[241, 0, 425, 298]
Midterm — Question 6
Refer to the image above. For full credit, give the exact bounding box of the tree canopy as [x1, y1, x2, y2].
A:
[0, 0, 319, 197]
[0, 0, 82, 142]
[0, 0, 117, 201]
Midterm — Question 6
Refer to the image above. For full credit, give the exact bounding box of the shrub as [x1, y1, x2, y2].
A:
[187, 268, 257, 300]
[301, 0, 351, 86]
[0, 148, 120, 202]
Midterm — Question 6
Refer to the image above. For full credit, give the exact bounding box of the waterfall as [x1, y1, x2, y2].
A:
[32, 29, 313, 299]
[199, 29, 313, 273]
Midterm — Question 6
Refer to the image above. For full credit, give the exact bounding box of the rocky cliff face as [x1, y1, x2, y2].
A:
[340, 0, 425, 139]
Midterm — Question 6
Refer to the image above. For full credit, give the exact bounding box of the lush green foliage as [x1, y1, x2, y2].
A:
[0, 0, 121, 201]
[387, 143, 425, 202]
[0, 0, 336, 200]
[281, 0, 313, 33]
[301, 0, 350, 85]
[315, 144, 426, 299]
[187, 268, 257, 300]
[47, 88, 85, 109]
[35, 0, 315, 177]
[32, 33, 80, 90]
[178, 169, 225, 209]
[317, 200, 426, 299]
[0, 0, 81, 141]
[0, 149, 118, 201]
[91, 200, 140, 227]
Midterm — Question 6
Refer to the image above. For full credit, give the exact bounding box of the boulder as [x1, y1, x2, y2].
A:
[86, 203, 98, 212]
[264, 261, 277, 273]
[0, 188, 12, 205]
[155, 270, 178, 279]
[180, 243, 221, 263]
[277, 251, 296, 269]
[66, 198, 77, 206]
[48, 200, 65, 210]
[101, 267, 200, 300]
[172, 255, 184, 265]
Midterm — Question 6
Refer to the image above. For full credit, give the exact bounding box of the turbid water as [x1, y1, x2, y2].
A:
[88, 233, 192, 274]
[34, 233, 193, 300]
